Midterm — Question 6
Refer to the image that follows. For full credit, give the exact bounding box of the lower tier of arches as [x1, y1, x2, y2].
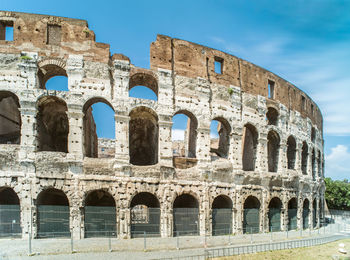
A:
[0, 181, 325, 239]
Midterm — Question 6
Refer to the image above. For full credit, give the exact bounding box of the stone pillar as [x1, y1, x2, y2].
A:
[70, 200, 82, 239]
[160, 197, 171, 238]
[196, 126, 211, 165]
[278, 140, 287, 173]
[18, 52, 38, 89]
[199, 186, 209, 236]
[256, 134, 268, 173]
[158, 117, 173, 167]
[307, 143, 312, 178]
[19, 102, 37, 156]
[296, 142, 303, 174]
[66, 55, 84, 92]
[230, 127, 243, 170]
[118, 206, 130, 239]
[114, 113, 129, 165]
[236, 192, 243, 234]
[297, 194, 303, 230]
[66, 108, 84, 157]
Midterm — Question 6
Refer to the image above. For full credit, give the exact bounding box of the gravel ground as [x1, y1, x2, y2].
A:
[0, 224, 342, 260]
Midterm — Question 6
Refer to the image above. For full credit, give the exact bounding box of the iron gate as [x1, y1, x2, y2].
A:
[84, 206, 116, 237]
[0, 205, 21, 237]
[303, 208, 309, 229]
[37, 205, 69, 238]
[288, 208, 297, 230]
[212, 208, 232, 235]
[268, 208, 281, 232]
[243, 208, 259, 234]
[173, 208, 199, 236]
[131, 207, 160, 238]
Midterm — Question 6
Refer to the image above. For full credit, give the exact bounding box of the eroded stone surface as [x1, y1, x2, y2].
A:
[0, 11, 325, 239]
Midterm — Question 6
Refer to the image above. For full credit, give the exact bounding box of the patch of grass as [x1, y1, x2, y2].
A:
[213, 238, 350, 260]
[19, 55, 32, 60]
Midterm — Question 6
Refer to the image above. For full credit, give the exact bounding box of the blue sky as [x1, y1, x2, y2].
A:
[4, 0, 350, 180]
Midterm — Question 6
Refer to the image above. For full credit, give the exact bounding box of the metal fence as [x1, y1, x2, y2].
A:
[205, 234, 347, 258]
[288, 208, 297, 230]
[0, 205, 21, 237]
[85, 206, 116, 238]
[131, 207, 160, 238]
[243, 208, 259, 234]
[173, 208, 199, 236]
[212, 209, 232, 236]
[37, 205, 70, 238]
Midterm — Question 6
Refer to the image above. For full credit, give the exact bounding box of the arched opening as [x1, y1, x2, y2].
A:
[38, 63, 68, 90]
[212, 195, 232, 235]
[266, 107, 278, 126]
[129, 106, 158, 165]
[311, 127, 316, 143]
[37, 96, 69, 152]
[130, 192, 160, 238]
[287, 136, 296, 170]
[242, 124, 258, 171]
[45, 76, 68, 91]
[83, 99, 115, 158]
[288, 198, 297, 230]
[312, 149, 316, 180]
[303, 199, 310, 229]
[0, 91, 21, 144]
[267, 131, 280, 172]
[36, 188, 69, 238]
[0, 187, 21, 237]
[172, 111, 198, 169]
[210, 118, 231, 160]
[301, 142, 308, 175]
[243, 196, 260, 234]
[84, 190, 116, 237]
[129, 73, 158, 101]
[173, 194, 199, 236]
[268, 197, 282, 232]
[313, 199, 317, 228]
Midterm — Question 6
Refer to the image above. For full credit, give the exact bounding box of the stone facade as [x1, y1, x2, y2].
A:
[0, 11, 325, 240]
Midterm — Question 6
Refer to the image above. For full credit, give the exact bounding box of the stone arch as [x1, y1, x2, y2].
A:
[242, 123, 258, 171]
[130, 192, 160, 238]
[266, 107, 279, 126]
[173, 193, 199, 236]
[129, 71, 158, 99]
[129, 106, 159, 165]
[243, 196, 260, 234]
[83, 97, 115, 158]
[0, 91, 21, 144]
[288, 197, 298, 230]
[36, 96, 69, 152]
[303, 198, 310, 229]
[210, 117, 231, 159]
[0, 187, 21, 236]
[268, 197, 282, 232]
[267, 130, 280, 172]
[37, 58, 67, 89]
[172, 110, 198, 169]
[287, 135, 296, 170]
[212, 195, 233, 235]
[301, 141, 308, 175]
[83, 189, 116, 237]
[36, 188, 70, 238]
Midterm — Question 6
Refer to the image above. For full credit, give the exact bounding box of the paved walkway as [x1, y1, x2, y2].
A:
[0, 224, 344, 260]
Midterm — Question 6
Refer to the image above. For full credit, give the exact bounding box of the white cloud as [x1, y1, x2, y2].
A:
[325, 145, 350, 180]
[172, 129, 185, 141]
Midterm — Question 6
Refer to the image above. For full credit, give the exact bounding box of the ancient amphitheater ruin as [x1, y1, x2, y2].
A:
[0, 11, 324, 240]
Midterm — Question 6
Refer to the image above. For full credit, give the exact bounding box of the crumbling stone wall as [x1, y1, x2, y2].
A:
[0, 11, 325, 240]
